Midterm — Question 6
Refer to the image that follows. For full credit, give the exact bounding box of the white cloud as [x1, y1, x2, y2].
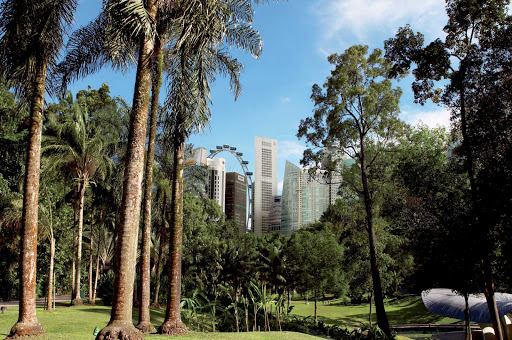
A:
[278, 181, 283, 194]
[313, 0, 446, 49]
[280, 96, 291, 103]
[278, 140, 307, 159]
[403, 109, 451, 129]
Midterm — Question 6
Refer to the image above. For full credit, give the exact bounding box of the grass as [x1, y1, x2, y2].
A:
[0, 296, 459, 339]
[0, 303, 317, 340]
[289, 296, 459, 329]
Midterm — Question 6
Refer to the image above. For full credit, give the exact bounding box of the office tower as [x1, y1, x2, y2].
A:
[225, 172, 247, 234]
[281, 161, 330, 235]
[268, 195, 282, 233]
[207, 157, 226, 212]
[253, 136, 278, 235]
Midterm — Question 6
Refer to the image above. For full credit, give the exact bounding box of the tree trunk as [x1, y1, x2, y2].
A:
[92, 209, 103, 303]
[235, 288, 240, 332]
[71, 185, 77, 301]
[8, 59, 46, 338]
[152, 192, 167, 307]
[88, 203, 95, 305]
[72, 179, 87, 305]
[46, 237, 55, 311]
[96, 2, 157, 339]
[314, 290, 318, 325]
[359, 137, 392, 338]
[464, 293, 472, 340]
[159, 137, 188, 335]
[245, 303, 249, 332]
[136, 37, 163, 334]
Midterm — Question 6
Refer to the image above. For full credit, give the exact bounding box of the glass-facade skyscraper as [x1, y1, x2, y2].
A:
[281, 161, 330, 235]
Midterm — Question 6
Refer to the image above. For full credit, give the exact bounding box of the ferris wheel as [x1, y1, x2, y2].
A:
[208, 144, 253, 232]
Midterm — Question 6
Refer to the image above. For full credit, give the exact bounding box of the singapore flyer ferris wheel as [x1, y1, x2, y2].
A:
[208, 144, 253, 232]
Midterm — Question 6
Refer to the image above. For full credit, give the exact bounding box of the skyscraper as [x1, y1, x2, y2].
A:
[253, 136, 277, 235]
[281, 161, 330, 235]
[207, 157, 226, 212]
[225, 172, 247, 233]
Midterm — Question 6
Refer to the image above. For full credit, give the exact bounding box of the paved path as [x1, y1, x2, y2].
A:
[0, 295, 74, 307]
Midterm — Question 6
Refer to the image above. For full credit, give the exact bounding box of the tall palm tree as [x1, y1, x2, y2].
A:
[159, 0, 261, 334]
[43, 96, 114, 305]
[0, 0, 77, 337]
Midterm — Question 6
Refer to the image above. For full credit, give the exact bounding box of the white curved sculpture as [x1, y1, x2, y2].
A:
[421, 288, 512, 323]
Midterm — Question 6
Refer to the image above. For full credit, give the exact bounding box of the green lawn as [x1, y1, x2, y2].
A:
[0, 296, 459, 339]
[289, 296, 459, 329]
[0, 304, 317, 340]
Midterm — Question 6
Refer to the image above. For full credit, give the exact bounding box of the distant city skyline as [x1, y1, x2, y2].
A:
[68, 0, 451, 196]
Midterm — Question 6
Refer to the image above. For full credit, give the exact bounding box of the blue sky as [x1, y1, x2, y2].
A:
[68, 0, 452, 193]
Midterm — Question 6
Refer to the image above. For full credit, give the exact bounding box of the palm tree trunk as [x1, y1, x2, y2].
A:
[152, 192, 167, 307]
[93, 247, 100, 303]
[92, 209, 103, 303]
[71, 185, 77, 300]
[360, 136, 391, 338]
[136, 37, 163, 334]
[159, 136, 188, 335]
[72, 180, 86, 305]
[8, 59, 46, 338]
[235, 288, 240, 333]
[96, 3, 157, 339]
[88, 203, 95, 305]
[46, 237, 55, 311]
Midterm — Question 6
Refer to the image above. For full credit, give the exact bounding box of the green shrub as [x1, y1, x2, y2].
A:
[97, 271, 115, 306]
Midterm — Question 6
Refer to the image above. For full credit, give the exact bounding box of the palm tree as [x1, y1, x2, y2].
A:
[43, 96, 114, 305]
[0, 0, 77, 336]
[158, 0, 261, 334]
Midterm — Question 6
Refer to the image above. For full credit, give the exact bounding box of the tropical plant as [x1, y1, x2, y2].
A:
[0, 0, 77, 336]
[43, 92, 115, 305]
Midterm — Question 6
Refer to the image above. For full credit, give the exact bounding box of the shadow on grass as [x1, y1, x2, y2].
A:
[76, 305, 169, 326]
[296, 299, 450, 329]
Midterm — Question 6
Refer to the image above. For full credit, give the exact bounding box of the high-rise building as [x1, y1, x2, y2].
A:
[281, 161, 330, 235]
[225, 172, 247, 233]
[207, 157, 226, 212]
[268, 195, 282, 233]
[253, 136, 278, 235]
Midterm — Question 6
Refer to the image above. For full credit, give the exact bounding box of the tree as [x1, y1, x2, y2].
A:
[298, 45, 403, 337]
[384, 125, 478, 340]
[43, 89, 115, 305]
[158, 0, 261, 334]
[0, 0, 77, 337]
[284, 228, 345, 324]
[384, 1, 512, 336]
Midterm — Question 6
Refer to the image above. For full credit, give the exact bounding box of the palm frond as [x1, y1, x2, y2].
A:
[0, 0, 77, 99]
[53, 12, 137, 95]
[105, 0, 155, 44]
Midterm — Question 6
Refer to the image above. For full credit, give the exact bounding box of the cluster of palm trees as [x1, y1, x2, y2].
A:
[0, 0, 270, 339]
